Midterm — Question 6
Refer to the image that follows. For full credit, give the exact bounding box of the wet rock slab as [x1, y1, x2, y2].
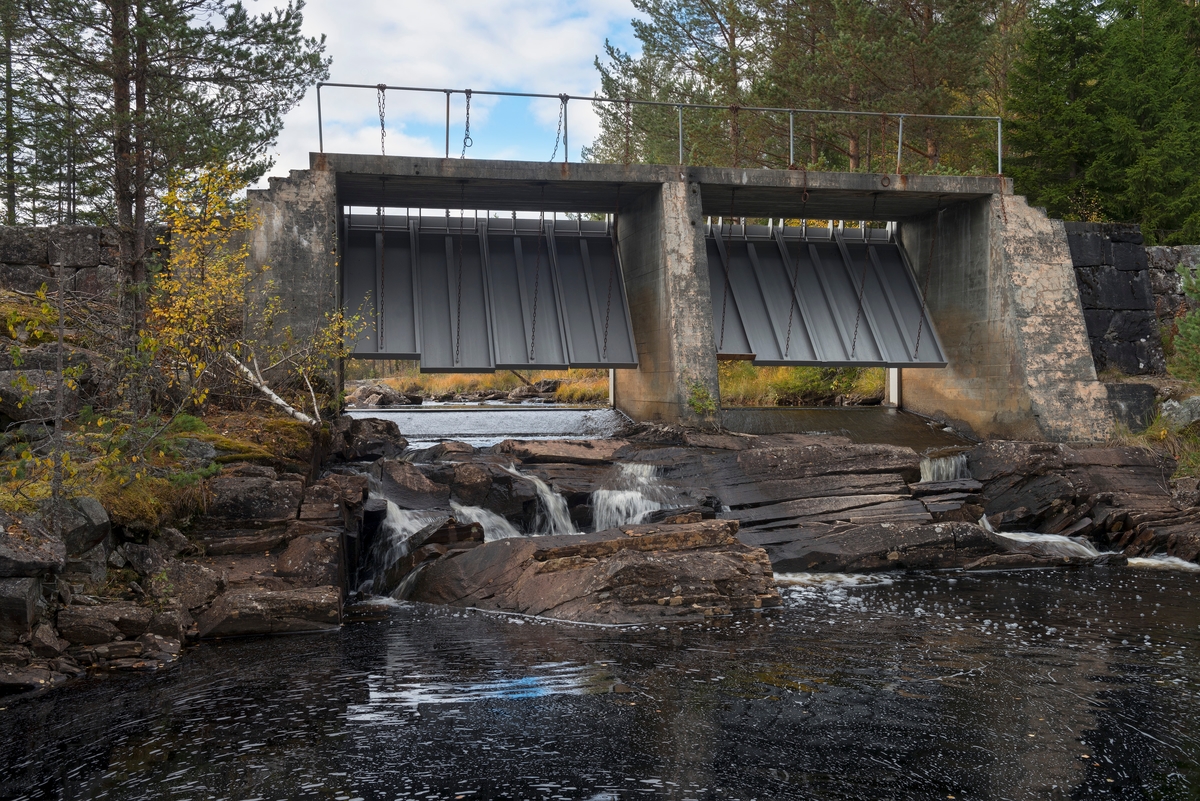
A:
[407, 519, 780, 624]
[197, 586, 342, 638]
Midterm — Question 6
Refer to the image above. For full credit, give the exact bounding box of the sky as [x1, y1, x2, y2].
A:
[261, 0, 642, 186]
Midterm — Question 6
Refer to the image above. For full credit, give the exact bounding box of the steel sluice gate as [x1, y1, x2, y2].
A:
[342, 214, 639, 371]
[342, 214, 945, 371]
[707, 222, 946, 367]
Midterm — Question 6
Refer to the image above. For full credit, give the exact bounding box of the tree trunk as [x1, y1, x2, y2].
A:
[3, 2, 14, 226]
[848, 131, 860, 171]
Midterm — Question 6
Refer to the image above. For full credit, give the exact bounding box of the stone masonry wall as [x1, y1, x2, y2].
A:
[1065, 222, 1166, 375]
[0, 226, 119, 299]
[1145, 244, 1200, 351]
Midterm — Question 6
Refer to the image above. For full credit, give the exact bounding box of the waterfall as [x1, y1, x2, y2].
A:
[591, 490, 662, 531]
[500, 465, 577, 536]
[979, 515, 1101, 560]
[451, 502, 522, 542]
[362, 499, 439, 594]
[920, 452, 971, 483]
[590, 463, 669, 531]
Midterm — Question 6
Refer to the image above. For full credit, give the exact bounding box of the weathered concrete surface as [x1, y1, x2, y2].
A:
[406, 519, 780, 624]
[900, 194, 1113, 442]
[613, 179, 720, 425]
[245, 157, 339, 364]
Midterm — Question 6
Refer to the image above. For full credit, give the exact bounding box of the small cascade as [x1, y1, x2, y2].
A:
[592, 490, 661, 531]
[920, 452, 971, 483]
[451, 502, 522, 542]
[362, 498, 438, 594]
[979, 515, 1101, 559]
[590, 463, 669, 531]
[500, 465, 577, 536]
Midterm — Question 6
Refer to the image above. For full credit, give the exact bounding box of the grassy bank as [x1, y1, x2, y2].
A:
[718, 363, 885, 406]
[347, 360, 610, 405]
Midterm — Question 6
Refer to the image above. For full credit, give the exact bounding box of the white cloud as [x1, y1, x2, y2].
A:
[261, 0, 639, 184]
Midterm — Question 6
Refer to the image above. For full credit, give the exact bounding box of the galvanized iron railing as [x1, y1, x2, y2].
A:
[315, 82, 1004, 174]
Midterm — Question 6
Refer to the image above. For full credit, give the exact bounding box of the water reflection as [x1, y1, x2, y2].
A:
[2, 569, 1199, 799]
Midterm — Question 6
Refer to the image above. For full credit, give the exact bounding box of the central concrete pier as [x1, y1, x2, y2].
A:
[247, 153, 1113, 442]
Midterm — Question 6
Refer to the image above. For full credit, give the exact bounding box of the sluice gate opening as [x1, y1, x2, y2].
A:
[707, 220, 945, 367]
[342, 211, 638, 372]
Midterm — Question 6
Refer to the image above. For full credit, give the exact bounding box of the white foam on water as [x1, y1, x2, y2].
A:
[451, 502, 523, 542]
[920, 453, 971, 483]
[775, 573, 896, 588]
[362, 499, 440, 594]
[501, 465, 577, 536]
[1127, 554, 1200, 572]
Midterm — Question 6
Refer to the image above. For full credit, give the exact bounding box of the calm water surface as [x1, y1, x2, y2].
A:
[3, 568, 1199, 800]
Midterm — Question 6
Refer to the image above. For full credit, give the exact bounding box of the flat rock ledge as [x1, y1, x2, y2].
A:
[406, 519, 781, 625]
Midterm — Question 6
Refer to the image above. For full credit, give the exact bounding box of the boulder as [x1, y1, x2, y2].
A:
[407, 519, 781, 624]
[160, 561, 226, 612]
[493, 439, 629, 465]
[197, 586, 342, 638]
[57, 497, 110, 557]
[0, 577, 40, 643]
[0, 368, 81, 422]
[148, 601, 191, 642]
[1163, 397, 1200, 429]
[204, 470, 304, 527]
[56, 603, 152, 645]
[0, 665, 55, 695]
[62, 538, 109, 585]
[448, 463, 492, 506]
[329, 415, 408, 461]
[0, 511, 65, 577]
[274, 530, 342, 587]
[371, 459, 450, 509]
[29, 622, 67, 657]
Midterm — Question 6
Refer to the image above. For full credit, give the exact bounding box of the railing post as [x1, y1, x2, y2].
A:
[997, 118, 1003, 175]
[563, 96, 569, 163]
[444, 90, 450, 158]
[896, 114, 904, 173]
[789, 111, 794, 166]
[317, 84, 324, 153]
[677, 105, 684, 164]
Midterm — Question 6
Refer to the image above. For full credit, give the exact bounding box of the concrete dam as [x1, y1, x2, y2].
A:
[248, 153, 1114, 442]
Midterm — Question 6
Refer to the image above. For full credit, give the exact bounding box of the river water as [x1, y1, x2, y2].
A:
[3, 567, 1199, 800]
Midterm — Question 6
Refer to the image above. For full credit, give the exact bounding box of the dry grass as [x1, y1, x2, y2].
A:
[351, 360, 611, 405]
[718, 362, 885, 406]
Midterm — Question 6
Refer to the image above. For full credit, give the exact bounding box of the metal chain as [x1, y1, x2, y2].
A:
[717, 189, 736, 351]
[549, 97, 565, 162]
[455, 184, 466, 365]
[849, 194, 879, 358]
[913, 198, 942, 358]
[782, 183, 809, 358]
[461, 89, 473, 158]
[528, 206, 546, 361]
[377, 84, 386, 156]
[848, 239, 871, 358]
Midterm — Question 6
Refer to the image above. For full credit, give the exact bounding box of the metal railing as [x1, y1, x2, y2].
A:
[316, 82, 1004, 174]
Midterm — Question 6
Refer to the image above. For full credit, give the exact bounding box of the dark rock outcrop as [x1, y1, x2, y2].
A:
[197, 586, 342, 638]
[203, 465, 304, 527]
[751, 521, 997, 573]
[0, 511, 66, 577]
[0, 577, 40, 643]
[56, 603, 152, 646]
[406, 519, 780, 624]
[329, 415, 408, 461]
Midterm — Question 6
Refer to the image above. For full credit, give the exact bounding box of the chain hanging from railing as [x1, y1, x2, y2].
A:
[549, 94, 567, 162]
[376, 84, 386, 156]
[461, 89, 473, 158]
